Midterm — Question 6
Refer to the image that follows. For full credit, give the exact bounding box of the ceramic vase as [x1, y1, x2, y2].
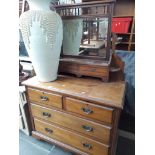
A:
[19, 0, 63, 82]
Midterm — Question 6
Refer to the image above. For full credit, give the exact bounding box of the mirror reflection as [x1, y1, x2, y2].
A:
[62, 18, 108, 57]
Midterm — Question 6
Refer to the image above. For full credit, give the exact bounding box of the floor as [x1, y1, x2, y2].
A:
[19, 130, 135, 155]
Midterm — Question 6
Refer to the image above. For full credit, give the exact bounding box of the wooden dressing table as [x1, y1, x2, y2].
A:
[23, 75, 125, 155]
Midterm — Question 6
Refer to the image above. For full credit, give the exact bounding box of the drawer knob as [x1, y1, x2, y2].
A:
[42, 112, 51, 118]
[82, 143, 92, 150]
[81, 107, 93, 114]
[45, 128, 53, 134]
[82, 125, 93, 132]
[40, 96, 48, 101]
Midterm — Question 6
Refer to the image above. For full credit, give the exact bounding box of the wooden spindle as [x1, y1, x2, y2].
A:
[105, 6, 107, 14]
[78, 8, 80, 15]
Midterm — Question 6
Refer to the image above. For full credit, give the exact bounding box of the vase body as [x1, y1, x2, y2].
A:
[63, 19, 83, 55]
[19, 0, 63, 82]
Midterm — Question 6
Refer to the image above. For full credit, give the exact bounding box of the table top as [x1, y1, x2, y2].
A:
[23, 75, 126, 109]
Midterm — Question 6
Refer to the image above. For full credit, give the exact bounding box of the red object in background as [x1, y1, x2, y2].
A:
[112, 17, 132, 33]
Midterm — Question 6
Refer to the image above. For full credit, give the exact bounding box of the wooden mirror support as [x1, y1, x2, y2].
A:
[55, 0, 123, 82]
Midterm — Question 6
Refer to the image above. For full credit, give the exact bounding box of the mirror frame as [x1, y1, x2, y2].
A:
[55, 0, 116, 61]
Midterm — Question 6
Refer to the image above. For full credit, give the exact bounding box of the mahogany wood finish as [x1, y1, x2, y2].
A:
[23, 76, 125, 155]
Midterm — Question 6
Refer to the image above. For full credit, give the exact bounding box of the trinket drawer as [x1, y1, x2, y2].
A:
[23, 75, 125, 155]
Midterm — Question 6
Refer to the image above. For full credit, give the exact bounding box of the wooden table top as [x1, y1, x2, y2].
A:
[23, 75, 126, 109]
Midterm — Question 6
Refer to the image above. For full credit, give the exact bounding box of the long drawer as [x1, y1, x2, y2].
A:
[27, 88, 62, 108]
[34, 118, 109, 155]
[31, 103, 111, 144]
[64, 97, 113, 124]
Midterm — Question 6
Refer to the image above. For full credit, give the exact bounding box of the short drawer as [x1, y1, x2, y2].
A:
[64, 97, 113, 124]
[34, 118, 109, 155]
[27, 88, 62, 109]
[31, 104, 111, 144]
[80, 66, 109, 77]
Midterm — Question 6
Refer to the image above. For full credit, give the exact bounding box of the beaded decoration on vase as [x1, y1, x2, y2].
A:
[20, 10, 62, 50]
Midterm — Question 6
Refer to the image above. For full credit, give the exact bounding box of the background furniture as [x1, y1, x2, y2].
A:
[112, 16, 135, 51]
[19, 86, 30, 135]
[19, 61, 35, 136]
[83, 0, 135, 51]
[115, 50, 135, 136]
[23, 76, 125, 155]
[112, 0, 135, 51]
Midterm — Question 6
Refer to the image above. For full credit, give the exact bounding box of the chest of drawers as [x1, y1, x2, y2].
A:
[23, 75, 125, 155]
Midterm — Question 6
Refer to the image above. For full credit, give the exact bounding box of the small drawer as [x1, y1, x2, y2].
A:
[80, 66, 109, 76]
[64, 97, 113, 124]
[60, 63, 79, 73]
[34, 119, 109, 155]
[27, 88, 62, 109]
[31, 104, 111, 144]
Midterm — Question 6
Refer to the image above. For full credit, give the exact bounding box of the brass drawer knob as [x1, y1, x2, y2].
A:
[42, 112, 51, 118]
[81, 107, 93, 114]
[82, 125, 93, 132]
[82, 142, 92, 150]
[40, 96, 48, 101]
[45, 128, 53, 134]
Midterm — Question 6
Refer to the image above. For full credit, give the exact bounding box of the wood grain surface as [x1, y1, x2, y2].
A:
[23, 75, 125, 109]
[27, 88, 62, 109]
[64, 97, 113, 124]
[34, 118, 109, 155]
[31, 103, 111, 144]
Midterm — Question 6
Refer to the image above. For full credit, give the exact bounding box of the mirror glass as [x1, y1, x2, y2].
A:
[62, 17, 109, 58]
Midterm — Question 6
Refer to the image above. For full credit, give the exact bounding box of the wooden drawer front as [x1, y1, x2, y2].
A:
[34, 119, 109, 155]
[31, 104, 111, 144]
[60, 62, 79, 74]
[27, 88, 62, 108]
[65, 98, 113, 124]
[80, 66, 109, 76]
